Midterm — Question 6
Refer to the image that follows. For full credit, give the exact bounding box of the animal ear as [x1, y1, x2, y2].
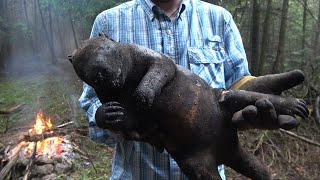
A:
[68, 54, 73, 63]
[99, 32, 108, 38]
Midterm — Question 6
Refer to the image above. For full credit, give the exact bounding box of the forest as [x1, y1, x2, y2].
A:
[0, 0, 319, 179]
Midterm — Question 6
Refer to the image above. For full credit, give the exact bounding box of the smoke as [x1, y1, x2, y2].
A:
[0, 0, 87, 79]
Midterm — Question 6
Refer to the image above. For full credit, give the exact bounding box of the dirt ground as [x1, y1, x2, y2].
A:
[0, 60, 319, 179]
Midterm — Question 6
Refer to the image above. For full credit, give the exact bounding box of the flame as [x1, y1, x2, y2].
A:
[31, 110, 52, 134]
[8, 110, 63, 159]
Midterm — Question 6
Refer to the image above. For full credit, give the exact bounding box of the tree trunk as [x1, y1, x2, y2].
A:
[302, 0, 307, 51]
[0, 0, 11, 71]
[37, 0, 57, 64]
[33, 0, 38, 56]
[258, 0, 272, 75]
[23, 0, 36, 56]
[56, 15, 67, 58]
[69, 13, 79, 49]
[301, 0, 308, 72]
[250, 0, 260, 75]
[272, 0, 289, 73]
[48, 3, 57, 64]
[312, 1, 320, 60]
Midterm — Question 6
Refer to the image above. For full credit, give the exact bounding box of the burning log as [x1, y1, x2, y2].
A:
[0, 110, 92, 179]
[21, 131, 67, 143]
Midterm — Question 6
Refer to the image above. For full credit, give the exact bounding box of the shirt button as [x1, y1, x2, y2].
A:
[166, 29, 172, 35]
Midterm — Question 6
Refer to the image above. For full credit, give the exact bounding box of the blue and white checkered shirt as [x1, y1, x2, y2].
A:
[79, 0, 250, 179]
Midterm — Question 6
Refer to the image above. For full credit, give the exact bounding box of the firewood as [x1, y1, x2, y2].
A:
[21, 131, 67, 142]
[55, 121, 74, 128]
[23, 142, 37, 180]
[0, 143, 27, 179]
[0, 153, 19, 179]
[0, 103, 25, 115]
[9, 120, 76, 132]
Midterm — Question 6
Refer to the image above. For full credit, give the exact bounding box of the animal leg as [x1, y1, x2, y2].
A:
[224, 144, 271, 180]
[174, 149, 221, 180]
[219, 90, 309, 120]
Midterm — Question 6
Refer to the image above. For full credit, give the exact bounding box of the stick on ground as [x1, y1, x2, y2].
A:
[0, 103, 25, 115]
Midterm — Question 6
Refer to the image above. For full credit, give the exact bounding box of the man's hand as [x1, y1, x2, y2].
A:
[231, 70, 307, 130]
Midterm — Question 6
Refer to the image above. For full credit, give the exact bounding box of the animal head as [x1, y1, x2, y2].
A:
[69, 34, 126, 93]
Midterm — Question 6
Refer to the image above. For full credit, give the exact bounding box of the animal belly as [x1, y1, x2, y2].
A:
[151, 73, 223, 146]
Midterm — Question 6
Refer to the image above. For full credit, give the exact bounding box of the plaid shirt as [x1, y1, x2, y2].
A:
[79, 0, 250, 179]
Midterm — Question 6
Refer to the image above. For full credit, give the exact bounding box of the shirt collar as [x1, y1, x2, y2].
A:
[136, 0, 187, 21]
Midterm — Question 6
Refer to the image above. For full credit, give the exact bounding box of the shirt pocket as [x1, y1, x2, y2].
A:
[187, 37, 227, 88]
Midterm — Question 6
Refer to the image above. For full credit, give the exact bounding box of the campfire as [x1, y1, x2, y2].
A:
[8, 110, 64, 160]
[0, 110, 88, 180]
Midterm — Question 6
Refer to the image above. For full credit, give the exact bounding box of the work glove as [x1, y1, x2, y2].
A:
[229, 69, 306, 130]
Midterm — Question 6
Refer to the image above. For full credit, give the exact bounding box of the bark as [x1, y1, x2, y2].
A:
[272, 0, 289, 73]
[259, 0, 272, 75]
[250, 0, 260, 76]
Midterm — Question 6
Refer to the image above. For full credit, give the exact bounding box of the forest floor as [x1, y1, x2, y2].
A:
[0, 59, 319, 179]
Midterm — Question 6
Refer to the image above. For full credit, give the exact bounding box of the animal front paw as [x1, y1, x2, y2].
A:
[95, 101, 127, 131]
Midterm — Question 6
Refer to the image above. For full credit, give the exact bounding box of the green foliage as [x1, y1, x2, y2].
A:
[0, 16, 31, 44]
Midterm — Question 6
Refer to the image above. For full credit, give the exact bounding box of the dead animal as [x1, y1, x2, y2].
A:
[69, 35, 309, 180]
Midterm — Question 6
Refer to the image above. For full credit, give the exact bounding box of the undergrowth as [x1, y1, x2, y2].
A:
[0, 70, 319, 179]
[0, 70, 114, 178]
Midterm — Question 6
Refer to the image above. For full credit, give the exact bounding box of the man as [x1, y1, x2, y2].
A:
[79, 0, 299, 179]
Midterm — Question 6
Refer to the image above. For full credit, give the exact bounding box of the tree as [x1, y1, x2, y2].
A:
[259, 0, 272, 75]
[250, 0, 261, 75]
[272, 0, 289, 73]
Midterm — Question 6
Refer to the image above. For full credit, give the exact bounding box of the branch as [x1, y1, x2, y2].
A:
[0, 153, 19, 178]
[23, 142, 37, 180]
[294, 0, 317, 21]
[0, 103, 25, 115]
[279, 129, 320, 147]
[55, 121, 74, 128]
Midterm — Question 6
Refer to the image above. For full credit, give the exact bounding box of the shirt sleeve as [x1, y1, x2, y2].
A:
[78, 13, 117, 146]
[223, 12, 251, 88]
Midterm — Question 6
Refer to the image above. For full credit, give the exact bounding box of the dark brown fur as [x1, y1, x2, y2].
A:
[70, 35, 308, 179]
